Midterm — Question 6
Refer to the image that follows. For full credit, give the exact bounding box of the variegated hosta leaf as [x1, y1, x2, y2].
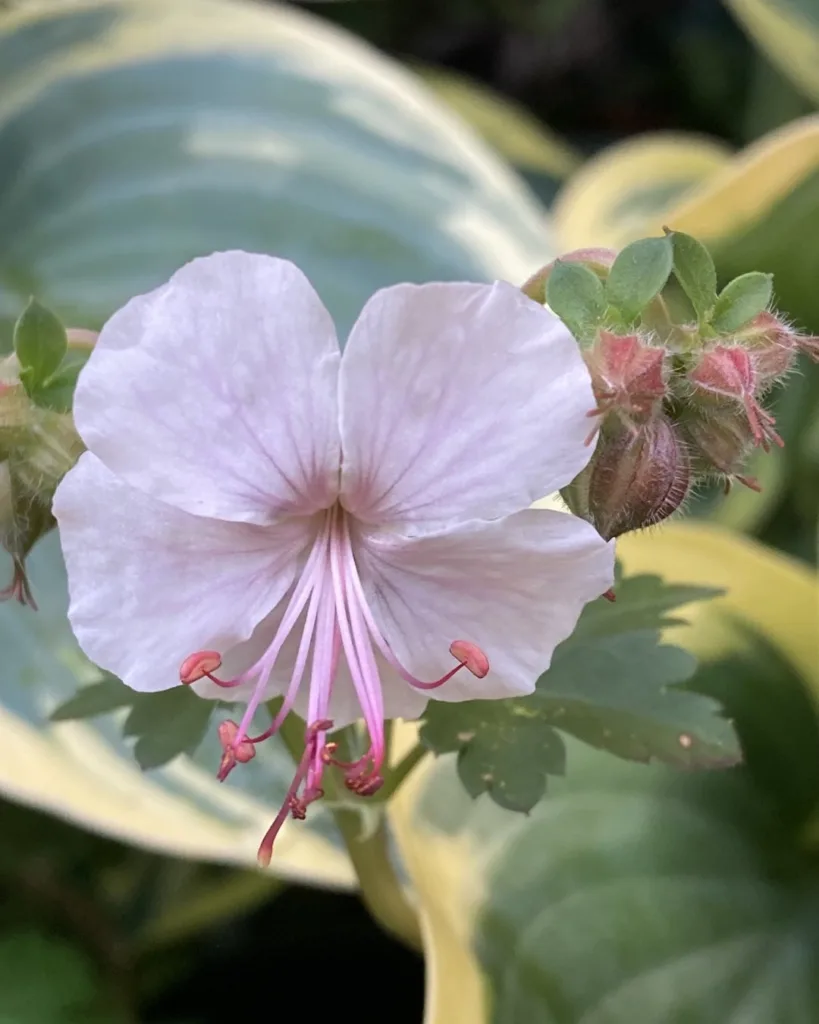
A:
[0, 0, 557, 878]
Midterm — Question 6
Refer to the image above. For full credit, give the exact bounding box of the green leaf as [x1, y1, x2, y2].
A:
[29, 350, 89, 413]
[668, 229, 718, 320]
[123, 687, 215, 771]
[571, 571, 723, 640]
[52, 673, 214, 769]
[12, 298, 67, 391]
[711, 271, 773, 332]
[605, 236, 673, 321]
[50, 675, 132, 721]
[0, 930, 118, 1023]
[420, 574, 739, 812]
[545, 260, 607, 339]
[420, 702, 567, 812]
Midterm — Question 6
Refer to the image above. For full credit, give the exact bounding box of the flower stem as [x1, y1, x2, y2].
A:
[276, 711, 422, 950]
[378, 742, 428, 801]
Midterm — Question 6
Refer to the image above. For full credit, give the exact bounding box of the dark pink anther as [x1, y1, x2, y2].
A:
[449, 640, 490, 679]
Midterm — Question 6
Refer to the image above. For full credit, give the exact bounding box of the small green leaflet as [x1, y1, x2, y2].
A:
[11, 300, 90, 413]
[420, 572, 740, 813]
[51, 674, 215, 770]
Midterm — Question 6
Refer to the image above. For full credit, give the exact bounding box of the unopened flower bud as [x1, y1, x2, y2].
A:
[0, 352, 84, 607]
[734, 310, 819, 380]
[585, 330, 668, 435]
[680, 409, 759, 490]
[687, 345, 782, 451]
[564, 417, 690, 540]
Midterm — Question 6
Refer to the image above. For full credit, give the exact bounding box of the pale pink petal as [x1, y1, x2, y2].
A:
[53, 454, 315, 693]
[74, 252, 341, 525]
[354, 509, 614, 702]
[339, 281, 595, 526]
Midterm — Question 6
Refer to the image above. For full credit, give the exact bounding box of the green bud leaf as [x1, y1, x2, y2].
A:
[545, 260, 607, 340]
[711, 272, 774, 333]
[668, 229, 717, 320]
[13, 298, 67, 393]
[605, 236, 673, 322]
[27, 355, 87, 414]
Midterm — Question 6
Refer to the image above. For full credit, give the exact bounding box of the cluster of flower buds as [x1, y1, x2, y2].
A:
[523, 231, 818, 540]
[0, 301, 91, 606]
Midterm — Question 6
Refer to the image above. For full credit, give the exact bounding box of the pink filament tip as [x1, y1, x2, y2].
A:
[179, 650, 222, 684]
[449, 640, 490, 679]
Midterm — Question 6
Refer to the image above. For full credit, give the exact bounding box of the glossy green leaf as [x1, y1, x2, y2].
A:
[711, 271, 773, 332]
[605, 236, 673, 322]
[420, 575, 738, 812]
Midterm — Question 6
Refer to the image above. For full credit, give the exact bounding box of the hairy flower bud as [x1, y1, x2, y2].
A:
[687, 345, 783, 451]
[585, 330, 668, 434]
[0, 353, 84, 607]
[680, 409, 760, 490]
[563, 416, 689, 540]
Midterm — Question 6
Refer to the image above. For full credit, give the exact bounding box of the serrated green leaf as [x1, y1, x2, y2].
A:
[711, 270, 773, 332]
[537, 631, 737, 766]
[605, 236, 673, 321]
[573, 571, 723, 641]
[122, 687, 214, 770]
[668, 229, 717, 320]
[420, 703, 566, 812]
[49, 676, 132, 721]
[420, 573, 738, 812]
[12, 298, 67, 392]
[545, 260, 607, 340]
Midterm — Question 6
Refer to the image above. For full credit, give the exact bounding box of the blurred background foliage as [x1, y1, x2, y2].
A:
[1, 0, 818, 1021]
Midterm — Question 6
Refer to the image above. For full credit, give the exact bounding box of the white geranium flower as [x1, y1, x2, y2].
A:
[53, 252, 613, 863]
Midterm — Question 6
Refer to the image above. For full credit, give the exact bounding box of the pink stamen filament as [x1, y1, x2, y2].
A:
[180, 504, 489, 864]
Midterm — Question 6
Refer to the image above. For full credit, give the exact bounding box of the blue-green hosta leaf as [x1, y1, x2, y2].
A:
[476, 637, 819, 1024]
[0, 0, 552, 345]
[420, 574, 739, 812]
[0, 0, 556, 873]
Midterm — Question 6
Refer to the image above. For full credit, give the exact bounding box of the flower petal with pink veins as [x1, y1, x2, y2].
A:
[73, 252, 341, 525]
[53, 454, 315, 693]
[354, 509, 614, 703]
[339, 281, 595, 527]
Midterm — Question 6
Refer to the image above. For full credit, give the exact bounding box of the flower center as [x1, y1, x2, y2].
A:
[179, 504, 488, 866]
